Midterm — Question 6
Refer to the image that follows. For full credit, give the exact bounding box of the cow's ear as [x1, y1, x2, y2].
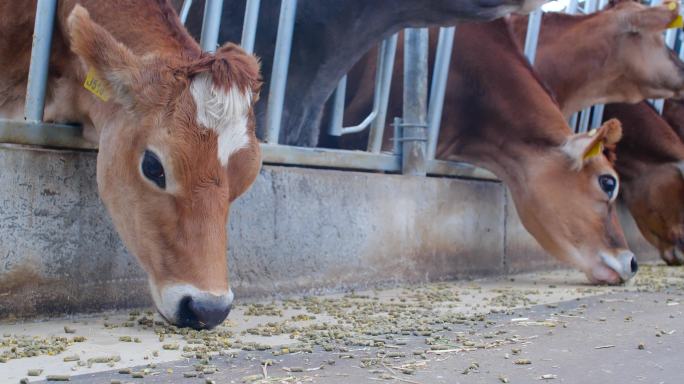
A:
[562, 119, 622, 169]
[67, 5, 145, 109]
[623, 0, 681, 33]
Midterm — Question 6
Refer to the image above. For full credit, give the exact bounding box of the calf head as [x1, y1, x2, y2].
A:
[68, 6, 261, 329]
[604, 0, 684, 101]
[511, 119, 636, 284]
[621, 162, 684, 265]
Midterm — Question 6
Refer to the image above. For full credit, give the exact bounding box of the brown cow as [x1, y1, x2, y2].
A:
[604, 102, 684, 266]
[663, 99, 684, 141]
[506, 1, 684, 265]
[336, 19, 637, 284]
[0, 1, 261, 329]
[510, 0, 684, 118]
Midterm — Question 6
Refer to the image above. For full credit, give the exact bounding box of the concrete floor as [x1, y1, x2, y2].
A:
[1, 264, 683, 384]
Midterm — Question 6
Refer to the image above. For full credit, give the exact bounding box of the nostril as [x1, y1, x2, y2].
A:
[630, 257, 639, 274]
[185, 297, 231, 330]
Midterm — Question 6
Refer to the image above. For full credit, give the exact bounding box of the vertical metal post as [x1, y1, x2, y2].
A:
[265, 0, 298, 144]
[578, 107, 592, 133]
[180, 0, 193, 24]
[598, 0, 609, 9]
[401, 28, 429, 176]
[200, 0, 224, 52]
[567, 0, 579, 13]
[241, 0, 261, 54]
[524, 10, 543, 64]
[568, 112, 579, 132]
[590, 103, 605, 129]
[367, 34, 398, 153]
[584, 0, 598, 13]
[426, 27, 455, 160]
[328, 76, 347, 137]
[24, 0, 57, 123]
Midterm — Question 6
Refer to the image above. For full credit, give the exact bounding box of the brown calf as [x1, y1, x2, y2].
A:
[604, 102, 684, 265]
[510, 0, 684, 118]
[0, 1, 261, 329]
[507, 1, 684, 265]
[337, 20, 637, 284]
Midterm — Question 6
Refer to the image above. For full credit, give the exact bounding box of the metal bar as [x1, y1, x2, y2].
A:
[0, 119, 96, 149]
[653, 99, 665, 114]
[427, 160, 497, 180]
[180, 0, 193, 24]
[341, 111, 377, 135]
[426, 27, 456, 160]
[401, 28, 429, 176]
[392, 117, 402, 155]
[569, 112, 579, 132]
[584, 0, 598, 13]
[524, 10, 543, 64]
[260, 143, 400, 172]
[590, 104, 605, 129]
[200, 0, 224, 52]
[24, 0, 57, 123]
[598, 0, 609, 10]
[241, 0, 261, 54]
[578, 107, 592, 133]
[328, 76, 347, 137]
[259, 143, 498, 180]
[367, 34, 398, 153]
[264, 0, 298, 144]
[566, 0, 579, 14]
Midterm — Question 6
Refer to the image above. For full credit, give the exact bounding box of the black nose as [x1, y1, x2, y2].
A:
[177, 296, 231, 330]
[630, 257, 639, 274]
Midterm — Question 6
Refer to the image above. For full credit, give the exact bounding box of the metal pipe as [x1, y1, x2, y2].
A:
[566, 0, 579, 14]
[578, 107, 592, 133]
[200, 0, 224, 52]
[598, 0, 609, 10]
[241, 0, 261, 54]
[590, 104, 605, 129]
[330, 36, 393, 137]
[524, 10, 543, 64]
[569, 112, 579, 132]
[180, 0, 193, 24]
[401, 28, 429, 176]
[426, 27, 455, 160]
[24, 0, 57, 123]
[264, 0, 298, 144]
[328, 76, 347, 137]
[584, 0, 598, 13]
[368, 34, 398, 153]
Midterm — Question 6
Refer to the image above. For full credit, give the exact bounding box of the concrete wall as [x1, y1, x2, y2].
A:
[0, 145, 659, 318]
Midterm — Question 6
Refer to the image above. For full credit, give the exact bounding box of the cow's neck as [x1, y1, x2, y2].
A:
[437, 20, 568, 188]
[512, 12, 626, 117]
[609, 102, 684, 182]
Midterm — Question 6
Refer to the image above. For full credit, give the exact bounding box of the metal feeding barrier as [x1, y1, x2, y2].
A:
[3, 0, 681, 179]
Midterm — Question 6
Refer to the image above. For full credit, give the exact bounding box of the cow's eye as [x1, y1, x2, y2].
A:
[142, 150, 166, 189]
[598, 174, 617, 200]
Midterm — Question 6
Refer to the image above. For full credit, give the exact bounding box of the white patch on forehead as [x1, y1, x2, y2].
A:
[190, 73, 251, 166]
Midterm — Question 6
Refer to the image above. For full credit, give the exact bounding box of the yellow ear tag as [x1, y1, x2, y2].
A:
[83, 68, 110, 101]
[668, 15, 683, 29]
[583, 141, 603, 161]
[667, 1, 677, 11]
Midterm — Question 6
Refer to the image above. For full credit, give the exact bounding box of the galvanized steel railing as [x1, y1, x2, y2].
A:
[5, 0, 684, 178]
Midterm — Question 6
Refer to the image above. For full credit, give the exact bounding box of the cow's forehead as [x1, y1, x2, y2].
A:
[188, 73, 252, 167]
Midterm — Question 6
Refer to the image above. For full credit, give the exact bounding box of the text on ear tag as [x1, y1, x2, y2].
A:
[83, 68, 110, 101]
[668, 15, 683, 29]
[584, 141, 603, 161]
